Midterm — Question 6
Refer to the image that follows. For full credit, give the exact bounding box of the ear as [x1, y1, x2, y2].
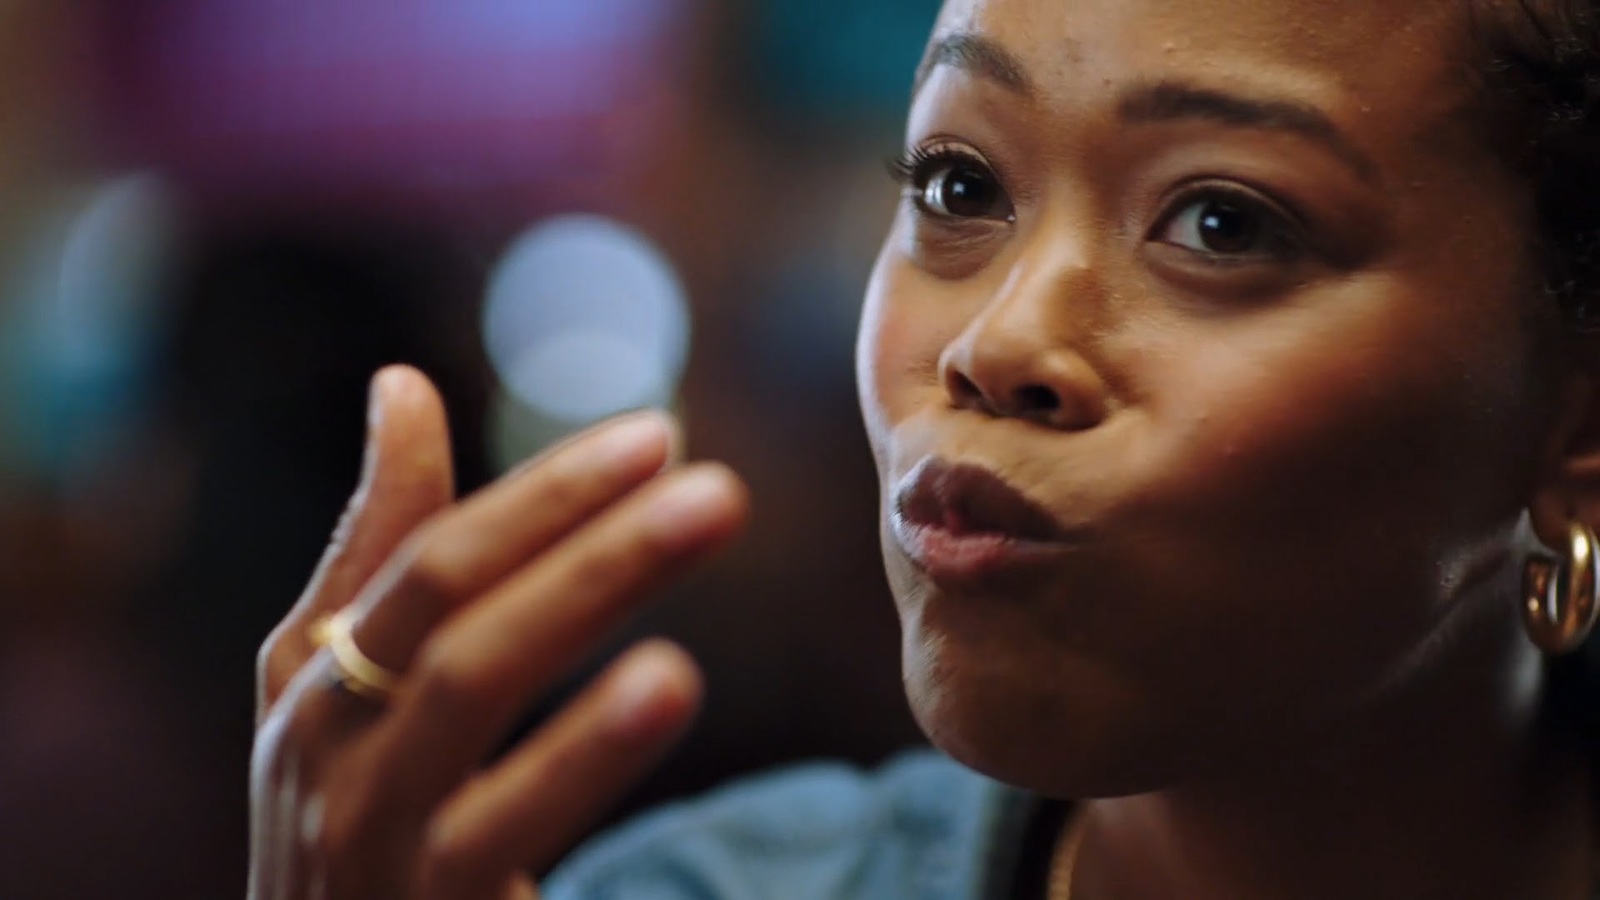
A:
[1529, 335, 1600, 548]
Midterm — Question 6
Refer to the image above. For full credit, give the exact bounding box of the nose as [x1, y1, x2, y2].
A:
[938, 268, 1110, 431]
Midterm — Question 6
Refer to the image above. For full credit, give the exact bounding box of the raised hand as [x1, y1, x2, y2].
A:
[250, 366, 749, 900]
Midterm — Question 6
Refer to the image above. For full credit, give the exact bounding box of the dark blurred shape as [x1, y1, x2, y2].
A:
[147, 216, 495, 707]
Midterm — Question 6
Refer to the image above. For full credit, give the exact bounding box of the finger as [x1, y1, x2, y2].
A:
[299, 366, 456, 623]
[258, 365, 455, 714]
[290, 463, 741, 896]
[256, 410, 685, 831]
[376, 463, 747, 811]
[344, 408, 682, 678]
[415, 640, 702, 900]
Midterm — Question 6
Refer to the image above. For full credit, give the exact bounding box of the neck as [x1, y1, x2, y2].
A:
[1072, 592, 1595, 900]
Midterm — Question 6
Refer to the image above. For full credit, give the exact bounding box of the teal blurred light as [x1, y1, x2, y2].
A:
[0, 175, 177, 487]
[747, 0, 941, 121]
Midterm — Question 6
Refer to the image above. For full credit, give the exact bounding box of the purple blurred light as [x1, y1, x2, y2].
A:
[105, 0, 691, 198]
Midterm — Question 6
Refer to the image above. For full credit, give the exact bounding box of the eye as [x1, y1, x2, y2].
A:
[920, 159, 1009, 219]
[890, 145, 1014, 222]
[1154, 192, 1298, 261]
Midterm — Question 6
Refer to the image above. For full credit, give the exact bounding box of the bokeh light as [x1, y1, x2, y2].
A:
[482, 214, 690, 427]
[1, 173, 179, 483]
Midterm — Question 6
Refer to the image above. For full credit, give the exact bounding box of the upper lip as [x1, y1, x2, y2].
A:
[894, 459, 1069, 542]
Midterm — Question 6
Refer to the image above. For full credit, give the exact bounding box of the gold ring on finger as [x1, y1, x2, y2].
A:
[309, 608, 401, 704]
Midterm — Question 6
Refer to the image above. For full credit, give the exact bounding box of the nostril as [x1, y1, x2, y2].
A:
[1013, 384, 1060, 414]
[947, 370, 986, 410]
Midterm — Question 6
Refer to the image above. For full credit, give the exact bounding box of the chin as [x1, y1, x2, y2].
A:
[898, 606, 1195, 800]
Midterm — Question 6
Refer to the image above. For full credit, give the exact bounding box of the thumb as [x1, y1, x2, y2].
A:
[258, 365, 456, 714]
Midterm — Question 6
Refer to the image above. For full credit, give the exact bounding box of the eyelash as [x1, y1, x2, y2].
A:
[886, 144, 1005, 217]
[886, 145, 959, 186]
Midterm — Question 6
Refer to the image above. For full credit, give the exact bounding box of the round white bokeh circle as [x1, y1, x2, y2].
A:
[483, 214, 690, 423]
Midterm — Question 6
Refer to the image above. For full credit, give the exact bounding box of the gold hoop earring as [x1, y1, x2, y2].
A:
[1522, 521, 1600, 655]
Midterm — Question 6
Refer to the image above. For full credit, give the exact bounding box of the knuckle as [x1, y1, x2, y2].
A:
[565, 545, 637, 595]
[634, 516, 689, 558]
[410, 644, 497, 723]
[530, 725, 593, 785]
[417, 821, 492, 894]
[551, 526, 671, 615]
[257, 625, 302, 699]
[397, 531, 474, 616]
[533, 459, 591, 509]
[610, 512, 689, 578]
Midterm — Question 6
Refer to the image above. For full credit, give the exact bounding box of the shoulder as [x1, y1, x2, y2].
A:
[543, 749, 1029, 900]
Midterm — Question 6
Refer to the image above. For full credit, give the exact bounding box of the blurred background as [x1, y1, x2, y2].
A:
[0, 1, 940, 896]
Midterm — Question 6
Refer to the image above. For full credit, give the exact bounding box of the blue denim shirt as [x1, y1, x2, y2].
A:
[544, 751, 1038, 900]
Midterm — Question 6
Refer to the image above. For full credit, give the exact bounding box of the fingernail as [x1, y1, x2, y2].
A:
[644, 466, 736, 546]
[592, 411, 673, 472]
[606, 646, 690, 740]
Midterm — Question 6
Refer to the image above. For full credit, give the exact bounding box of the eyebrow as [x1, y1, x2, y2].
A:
[1118, 82, 1379, 183]
[913, 32, 1379, 184]
[914, 33, 1034, 97]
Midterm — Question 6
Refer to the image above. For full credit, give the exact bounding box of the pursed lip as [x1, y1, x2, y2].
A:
[889, 458, 1077, 584]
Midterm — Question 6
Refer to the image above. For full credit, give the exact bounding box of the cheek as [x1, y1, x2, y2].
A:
[857, 245, 960, 458]
[1137, 281, 1534, 537]
[1104, 277, 1541, 705]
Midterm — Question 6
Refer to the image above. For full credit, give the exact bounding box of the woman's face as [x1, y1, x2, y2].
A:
[858, 0, 1567, 795]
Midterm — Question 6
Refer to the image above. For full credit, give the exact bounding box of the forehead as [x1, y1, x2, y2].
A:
[927, 0, 1479, 141]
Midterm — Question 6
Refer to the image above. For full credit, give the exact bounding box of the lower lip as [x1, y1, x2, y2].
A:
[890, 513, 1068, 584]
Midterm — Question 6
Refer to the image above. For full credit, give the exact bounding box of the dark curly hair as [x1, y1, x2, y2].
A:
[1473, 0, 1600, 325]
